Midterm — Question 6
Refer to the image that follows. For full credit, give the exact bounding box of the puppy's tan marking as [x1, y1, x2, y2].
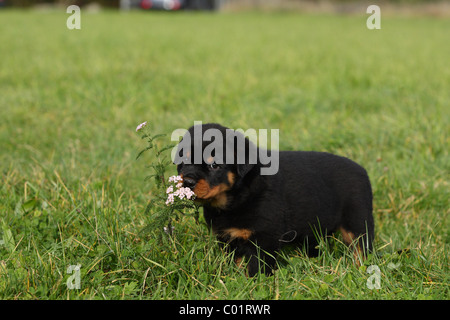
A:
[339, 226, 363, 266]
[194, 180, 230, 199]
[339, 227, 356, 246]
[227, 172, 236, 186]
[211, 192, 228, 208]
[193, 172, 236, 209]
[222, 228, 253, 241]
[193, 179, 211, 198]
[234, 256, 249, 277]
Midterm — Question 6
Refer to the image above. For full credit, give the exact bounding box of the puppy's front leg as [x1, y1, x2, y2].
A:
[234, 242, 276, 277]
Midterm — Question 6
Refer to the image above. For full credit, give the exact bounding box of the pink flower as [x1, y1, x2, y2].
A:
[165, 176, 196, 206]
[168, 175, 183, 183]
[185, 188, 195, 200]
[136, 121, 147, 132]
[165, 193, 174, 205]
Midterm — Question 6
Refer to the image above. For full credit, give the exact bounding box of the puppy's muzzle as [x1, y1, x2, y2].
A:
[183, 177, 197, 189]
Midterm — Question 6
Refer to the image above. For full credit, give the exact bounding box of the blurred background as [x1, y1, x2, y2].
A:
[1, 0, 449, 16]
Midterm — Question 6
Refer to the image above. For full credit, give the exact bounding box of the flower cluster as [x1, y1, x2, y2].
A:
[136, 121, 200, 237]
[165, 175, 195, 205]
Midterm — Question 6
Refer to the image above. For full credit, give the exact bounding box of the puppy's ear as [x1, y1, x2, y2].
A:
[232, 130, 258, 178]
[236, 163, 255, 178]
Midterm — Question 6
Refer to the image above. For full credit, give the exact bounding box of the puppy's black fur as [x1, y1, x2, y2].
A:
[176, 123, 374, 276]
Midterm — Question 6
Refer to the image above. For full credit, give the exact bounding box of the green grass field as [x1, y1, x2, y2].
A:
[0, 9, 448, 300]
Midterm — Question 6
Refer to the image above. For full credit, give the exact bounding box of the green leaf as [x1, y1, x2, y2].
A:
[136, 146, 152, 160]
[22, 199, 38, 212]
[1, 222, 16, 253]
[141, 255, 167, 271]
[123, 281, 139, 295]
[144, 174, 157, 181]
[156, 144, 176, 156]
[151, 133, 166, 140]
[319, 283, 329, 294]
[324, 274, 334, 283]
[14, 199, 23, 217]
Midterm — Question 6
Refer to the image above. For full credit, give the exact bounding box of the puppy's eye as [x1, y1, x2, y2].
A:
[209, 162, 219, 170]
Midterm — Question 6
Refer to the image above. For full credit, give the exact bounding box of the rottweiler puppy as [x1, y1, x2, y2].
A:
[175, 123, 374, 276]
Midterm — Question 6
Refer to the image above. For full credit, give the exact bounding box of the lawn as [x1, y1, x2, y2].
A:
[0, 9, 448, 300]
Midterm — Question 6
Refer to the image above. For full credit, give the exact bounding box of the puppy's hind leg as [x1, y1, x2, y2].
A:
[339, 222, 374, 266]
[339, 200, 374, 265]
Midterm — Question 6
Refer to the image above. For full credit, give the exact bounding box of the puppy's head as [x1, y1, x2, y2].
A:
[174, 123, 257, 209]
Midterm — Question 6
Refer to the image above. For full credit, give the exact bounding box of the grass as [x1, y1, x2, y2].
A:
[0, 9, 448, 300]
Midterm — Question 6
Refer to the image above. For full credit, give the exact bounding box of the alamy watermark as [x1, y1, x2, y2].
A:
[366, 265, 381, 289]
[66, 264, 81, 290]
[67, 5, 81, 30]
[366, 262, 401, 290]
[64, 5, 381, 32]
[366, 5, 381, 30]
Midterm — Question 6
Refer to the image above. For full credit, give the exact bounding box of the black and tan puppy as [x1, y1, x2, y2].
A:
[175, 123, 374, 276]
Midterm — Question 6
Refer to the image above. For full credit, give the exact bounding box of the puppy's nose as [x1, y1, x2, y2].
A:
[183, 177, 197, 189]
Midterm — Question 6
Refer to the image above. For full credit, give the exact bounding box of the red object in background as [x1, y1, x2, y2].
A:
[141, 0, 152, 9]
[172, 0, 181, 10]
